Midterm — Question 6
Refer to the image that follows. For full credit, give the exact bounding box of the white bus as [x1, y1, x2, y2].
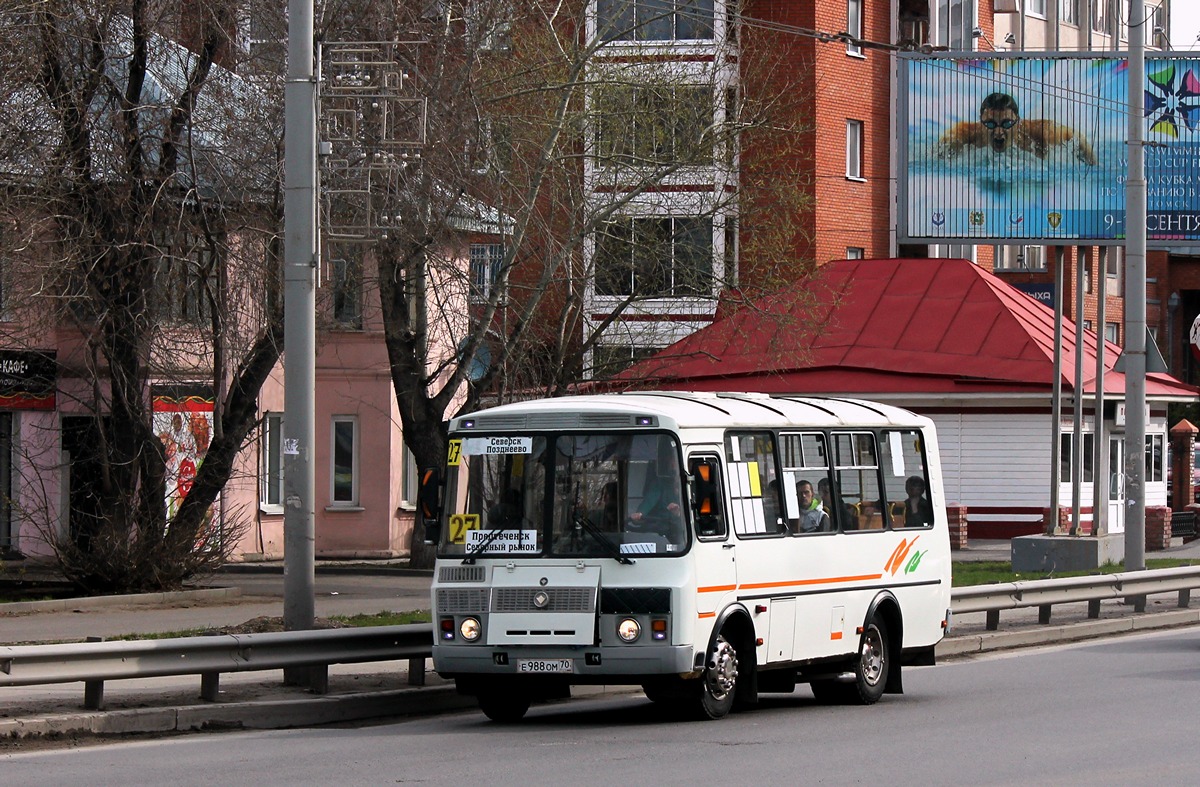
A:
[421, 392, 951, 721]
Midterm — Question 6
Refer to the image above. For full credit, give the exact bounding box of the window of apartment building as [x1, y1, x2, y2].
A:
[723, 86, 739, 167]
[470, 118, 512, 175]
[470, 243, 505, 303]
[466, 0, 513, 50]
[153, 232, 218, 326]
[595, 216, 714, 298]
[1105, 322, 1120, 344]
[0, 413, 10, 551]
[1104, 246, 1123, 295]
[937, 0, 975, 49]
[723, 216, 739, 287]
[846, 0, 863, 56]
[1145, 3, 1166, 47]
[1081, 247, 1092, 293]
[0, 246, 8, 321]
[400, 445, 419, 510]
[1060, 0, 1079, 26]
[592, 343, 662, 376]
[239, 5, 287, 75]
[846, 120, 863, 179]
[331, 416, 359, 506]
[596, 84, 714, 167]
[1027, 0, 1047, 18]
[1091, 0, 1113, 35]
[260, 412, 284, 510]
[597, 0, 716, 42]
[933, 243, 975, 261]
[846, 247, 865, 259]
[328, 243, 363, 329]
[994, 245, 1046, 271]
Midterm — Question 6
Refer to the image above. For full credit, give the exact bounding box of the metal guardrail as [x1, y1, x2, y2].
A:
[949, 565, 1200, 630]
[5, 567, 1200, 712]
[0, 623, 434, 710]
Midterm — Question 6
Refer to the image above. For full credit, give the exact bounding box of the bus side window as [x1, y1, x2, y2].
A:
[880, 429, 933, 528]
[689, 456, 727, 538]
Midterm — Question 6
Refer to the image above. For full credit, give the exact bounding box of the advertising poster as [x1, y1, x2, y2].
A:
[900, 54, 1200, 245]
[151, 384, 219, 546]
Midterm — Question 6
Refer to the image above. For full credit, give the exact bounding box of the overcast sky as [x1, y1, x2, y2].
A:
[1171, 3, 1200, 51]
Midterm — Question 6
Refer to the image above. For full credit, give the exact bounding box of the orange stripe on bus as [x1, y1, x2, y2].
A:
[830, 632, 843, 640]
[698, 611, 716, 619]
[697, 584, 738, 594]
[738, 574, 883, 591]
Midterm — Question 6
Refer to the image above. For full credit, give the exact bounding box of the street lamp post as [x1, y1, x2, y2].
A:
[283, 0, 318, 649]
[1124, 0, 1148, 599]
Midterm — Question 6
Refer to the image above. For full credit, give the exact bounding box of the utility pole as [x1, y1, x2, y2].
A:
[1124, 0, 1148, 597]
[283, 0, 317, 644]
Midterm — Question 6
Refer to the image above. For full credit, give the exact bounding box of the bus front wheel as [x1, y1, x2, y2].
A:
[693, 632, 738, 719]
[478, 690, 531, 723]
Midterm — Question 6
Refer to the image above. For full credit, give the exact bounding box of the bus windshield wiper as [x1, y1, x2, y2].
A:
[462, 520, 522, 565]
[571, 507, 634, 565]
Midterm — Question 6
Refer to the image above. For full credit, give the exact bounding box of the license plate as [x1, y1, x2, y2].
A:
[517, 658, 572, 674]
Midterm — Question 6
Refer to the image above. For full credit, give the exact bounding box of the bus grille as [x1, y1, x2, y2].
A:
[491, 587, 596, 612]
[438, 566, 485, 583]
[436, 588, 489, 613]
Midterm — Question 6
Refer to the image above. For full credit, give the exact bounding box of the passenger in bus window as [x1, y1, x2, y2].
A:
[796, 479, 830, 533]
[819, 477, 850, 531]
[592, 481, 621, 531]
[488, 488, 522, 528]
[903, 476, 934, 527]
[631, 453, 682, 531]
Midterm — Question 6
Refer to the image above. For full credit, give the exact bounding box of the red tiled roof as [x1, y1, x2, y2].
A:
[618, 258, 1197, 398]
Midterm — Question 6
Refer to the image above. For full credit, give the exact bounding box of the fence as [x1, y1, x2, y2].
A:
[5, 566, 1200, 710]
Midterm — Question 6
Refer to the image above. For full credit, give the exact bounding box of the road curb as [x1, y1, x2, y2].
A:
[0, 685, 472, 740]
[0, 587, 242, 616]
[937, 608, 1200, 657]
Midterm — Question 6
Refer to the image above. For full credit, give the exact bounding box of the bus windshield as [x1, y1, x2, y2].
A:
[439, 432, 688, 558]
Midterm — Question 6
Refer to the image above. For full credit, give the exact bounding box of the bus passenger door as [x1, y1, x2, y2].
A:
[689, 453, 737, 624]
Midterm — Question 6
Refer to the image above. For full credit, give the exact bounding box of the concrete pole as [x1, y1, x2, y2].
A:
[1094, 250, 1108, 536]
[1125, 1, 1148, 586]
[283, 0, 317, 634]
[1049, 249, 1065, 534]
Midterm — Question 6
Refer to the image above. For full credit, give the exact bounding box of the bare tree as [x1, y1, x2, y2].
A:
[0, 1, 285, 592]
[307, 2, 817, 566]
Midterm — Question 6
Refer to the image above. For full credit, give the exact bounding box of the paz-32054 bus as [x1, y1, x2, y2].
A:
[420, 392, 951, 721]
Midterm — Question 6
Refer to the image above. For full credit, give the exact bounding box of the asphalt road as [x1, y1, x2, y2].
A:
[5, 627, 1200, 785]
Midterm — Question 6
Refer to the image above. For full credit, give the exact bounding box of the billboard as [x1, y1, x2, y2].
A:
[899, 54, 1200, 246]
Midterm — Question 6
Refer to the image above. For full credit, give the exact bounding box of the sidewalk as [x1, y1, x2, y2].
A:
[4, 541, 1200, 742]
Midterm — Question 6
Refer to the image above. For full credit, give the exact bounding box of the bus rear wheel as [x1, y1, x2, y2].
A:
[691, 632, 738, 720]
[478, 690, 531, 723]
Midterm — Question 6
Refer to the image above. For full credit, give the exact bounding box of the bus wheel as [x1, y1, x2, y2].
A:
[478, 691, 531, 723]
[810, 616, 889, 705]
[693, 632, 738, 719]
[848, 617, 889, 705]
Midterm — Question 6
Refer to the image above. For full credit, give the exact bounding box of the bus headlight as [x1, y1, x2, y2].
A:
[459, 617, 482, 642]
[617, 618, 641, 643]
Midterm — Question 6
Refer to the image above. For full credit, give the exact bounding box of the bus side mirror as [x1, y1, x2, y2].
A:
[689, 458, 723, 537]
[418, 467, 443, 544]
